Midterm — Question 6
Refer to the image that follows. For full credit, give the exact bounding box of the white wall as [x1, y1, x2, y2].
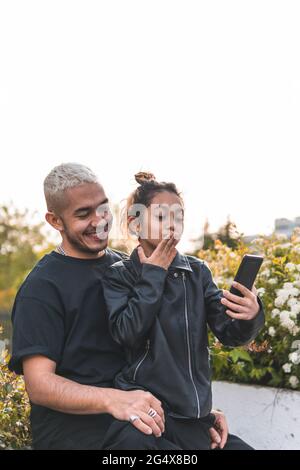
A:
[212, 381, 300, 450]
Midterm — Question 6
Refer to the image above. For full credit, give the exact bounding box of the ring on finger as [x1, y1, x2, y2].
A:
[129, 414, 140, 423]
[148, 408, 157, 418]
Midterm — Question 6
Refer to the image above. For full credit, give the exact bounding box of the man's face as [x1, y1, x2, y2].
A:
[58, 183, 112, 255]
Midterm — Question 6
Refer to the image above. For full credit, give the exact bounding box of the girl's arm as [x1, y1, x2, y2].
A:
[103, 240, 177, 348]
[102, 261, 167, 348]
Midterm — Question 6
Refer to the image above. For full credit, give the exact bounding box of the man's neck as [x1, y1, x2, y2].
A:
[58, 240, 106, 260]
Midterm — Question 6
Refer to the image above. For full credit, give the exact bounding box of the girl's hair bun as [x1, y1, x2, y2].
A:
[134, 172, 156, 185]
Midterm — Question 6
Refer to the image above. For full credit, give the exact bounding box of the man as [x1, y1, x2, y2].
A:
[8, 163, 239, 450]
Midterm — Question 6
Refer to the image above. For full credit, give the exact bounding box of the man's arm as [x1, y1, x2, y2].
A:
[23, 355, 164, 437]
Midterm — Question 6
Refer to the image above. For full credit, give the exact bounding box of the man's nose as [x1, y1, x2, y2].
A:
[91, 211, 104, 226]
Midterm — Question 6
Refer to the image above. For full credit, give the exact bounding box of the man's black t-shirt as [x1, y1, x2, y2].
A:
[8, 248, 128, 448]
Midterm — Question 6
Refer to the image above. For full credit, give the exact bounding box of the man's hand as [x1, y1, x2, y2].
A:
[105, 389, 165, 438]
[209, 409, 228, 449]
[138, 236, 177, 271]
[221, 282, 260, 320]
[23, 356, 164, 438]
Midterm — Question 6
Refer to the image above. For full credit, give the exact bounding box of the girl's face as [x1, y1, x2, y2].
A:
[138, 191, 184, 248]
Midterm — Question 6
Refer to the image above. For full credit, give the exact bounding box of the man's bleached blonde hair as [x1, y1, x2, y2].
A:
[44, 162, 99, 212]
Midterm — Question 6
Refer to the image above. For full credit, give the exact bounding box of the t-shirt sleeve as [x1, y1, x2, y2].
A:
[8, 296, 65, 375]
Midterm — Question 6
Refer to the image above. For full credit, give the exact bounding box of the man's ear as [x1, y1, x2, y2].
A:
[45, 211, 64, 232]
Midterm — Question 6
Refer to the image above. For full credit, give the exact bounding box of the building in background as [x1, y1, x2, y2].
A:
[275, 217, 300, 237]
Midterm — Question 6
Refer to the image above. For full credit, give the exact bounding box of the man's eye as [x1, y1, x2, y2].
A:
[77, 212, 89, 218]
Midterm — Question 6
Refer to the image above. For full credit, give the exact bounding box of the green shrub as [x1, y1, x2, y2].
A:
[197, 230, 300, 390]
[0, 327, 31, 450]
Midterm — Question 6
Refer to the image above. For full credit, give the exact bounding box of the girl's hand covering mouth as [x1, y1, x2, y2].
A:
[137, 236, 177, 270]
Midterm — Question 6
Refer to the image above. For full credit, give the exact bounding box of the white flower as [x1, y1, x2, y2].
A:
[282, 363, 292, 373]
[279, 310, 291, 324]
[283, 283, 300, 296]
[288, 351, 300, 365]
[291, 288, 299, 296]
[289, 376, 299, 388]
[268, 326, 276, 337]
[291, 340, 300, 351]
[291, 303, 300, 316]
[275, 284, 300, 307]
[257, 287, 265, 296]
[279, 311, 298, 334]
[286, 263, 296, 271]
[292, 326, 300, 336]
[271, 308, 280, 318]
[268, 278, 277, 285]
[275, 296, 287, 308]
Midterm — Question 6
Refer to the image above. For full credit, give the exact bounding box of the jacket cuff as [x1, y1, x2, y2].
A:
[236, 295, 265, 333]
[140, 262, 168, 281]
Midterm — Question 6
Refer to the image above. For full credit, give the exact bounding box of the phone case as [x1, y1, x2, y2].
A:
[230, 254, 264, 297]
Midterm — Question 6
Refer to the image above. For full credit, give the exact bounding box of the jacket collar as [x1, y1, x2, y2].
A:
[171, 251, 193, 272]
[130, 246, 193, 273]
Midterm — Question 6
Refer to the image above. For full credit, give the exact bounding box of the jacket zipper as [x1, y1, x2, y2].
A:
[182, 271, 201, 418]
[133, 339, 150, 382]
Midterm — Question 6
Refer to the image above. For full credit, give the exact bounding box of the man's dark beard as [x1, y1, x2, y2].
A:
[62, 219, 108, 255]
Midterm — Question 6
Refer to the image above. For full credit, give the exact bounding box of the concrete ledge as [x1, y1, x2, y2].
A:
[212, 380, 300, 450]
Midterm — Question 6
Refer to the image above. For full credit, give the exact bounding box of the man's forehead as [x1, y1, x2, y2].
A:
[65, 183, 108, 209]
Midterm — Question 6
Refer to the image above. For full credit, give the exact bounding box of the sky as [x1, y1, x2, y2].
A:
[0, 1, 300, 251]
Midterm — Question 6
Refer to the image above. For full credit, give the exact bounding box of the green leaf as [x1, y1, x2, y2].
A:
[229, 349, 253, 364]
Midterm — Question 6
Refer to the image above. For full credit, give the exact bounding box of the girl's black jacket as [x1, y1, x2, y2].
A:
[102, 247, 265, 419]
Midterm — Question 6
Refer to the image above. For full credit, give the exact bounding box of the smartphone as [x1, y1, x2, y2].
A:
[230, 254, 264, 297]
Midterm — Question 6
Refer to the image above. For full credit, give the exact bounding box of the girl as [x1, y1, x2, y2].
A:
[102, 172, 264, 450]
